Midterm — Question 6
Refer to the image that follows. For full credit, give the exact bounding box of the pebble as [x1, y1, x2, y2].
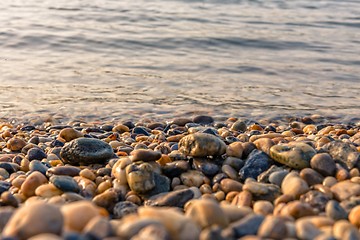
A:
[35, 183, 63, 198]
[322, 140, 360, 169]
[270, 142, 316, 169]
[257, 215, 288, 239]
[29, 160, 49, 175]
[6, 137, 27, 151]
[330, 180, 360, 201]
[310, 153, 336, 177]
[186, 199, 229, 228]
[50, 175, 80, 193]
[46, 165, 81, 177]
[281, 172, 309, 199]
[20, 171, 48, 198]
[145, 188, 194, 208]
[226, 142, 244, 158]
[2, 201, 63, 240]
[220, 178, 243, 193]
[193, 115, 214, 125]
[268, 169, 289, 186]
[179, 133, 226, 157]
[253, 200, 274, 215]
[300, 168, 324, 186]
[239, 149, 273, 181]
[60, 137, 114, 165]
[126, 162, 155, 194]
[243, 181, 281, 202]
[224, 214, 264, 238]
[131, 149, 162, 162]
[326, 200, 348, 221]
[253, 138, 275, 155]
[27, 148, 47, 161]
[295, 218, 322, 240]
[61, 200, 103, 232]
[113, 201, 139, 219]
[230, 120, 247, 132]
[82, 216, 113, 239]
[180, 170, 207, 188]
[348, 205, 360, 228]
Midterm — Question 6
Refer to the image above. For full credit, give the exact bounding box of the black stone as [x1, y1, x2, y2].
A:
[239, 150, 273, 181]
[27, 148, 47, 161]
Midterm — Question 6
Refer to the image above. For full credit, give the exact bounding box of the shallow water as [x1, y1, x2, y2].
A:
[1, 0, 360, 122]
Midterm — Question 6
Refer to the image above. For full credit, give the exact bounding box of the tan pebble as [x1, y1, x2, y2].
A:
[214, 191, 225, 202]
[179, 133, 226, 157]
[281, 200, 315, 219]
[6, 137, 27, 151]
[11, 175, 26, 188]
[97, 181, 112, 194]
[220, 178, 243, 193]
[335, 164, 350, 181]
[281, 172, 309, 199]
[35, 183, 63, 198]
[300, 168, 324, 186]
[348, 205, 360, 227]
[253, 200, 274, 215]
[20, 157, 30, 172]
[303, 125, 317, 134]
[221, 204, 252, 222]
[350, 168, 360, 177]
[73, 176, 97, 197]
[231, 190, 252, 207]
[111, 157, 131, 185]
[258, 215, 288, 239]
[226, 142, 244, 158]
[274, 194, 294, 206]
[92, 189, 118, 211]
[20, 171, 48, 198]
[109, 140, 122, 149]
[83, 216, 112, 239]
[330, 180, 360, 201]
[79, 168, 97, 181]
[297, 216, 334, 228]
[322, 176, 337, 188]
[59, 128, 84, 142]
[225, 191, 239, 203]
[2, 201, 63, 240]
[156, 154, 172, 166]
[295, 218, 322, 240]
[199, 184, 212, 194]
[249, 133, 283, 142]
[167, 134, 185, 142]
[61, 200, 102, 232]
[180, 170, 206, 188]
[112, 124, 130, 133]
[253, 138, 274, 155]
[171, 177, 181, 189]
[333, 219, 360, 240]
[138, 207, 201, 240]
[126, 194, 142, 205]
[185, 199, 229, 228]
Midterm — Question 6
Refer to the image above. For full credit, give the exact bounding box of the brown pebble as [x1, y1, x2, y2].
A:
[310, 153, 336, 177]
[220, 178, 243, 193]
[226, 142, 244, 158]
[253, 200, 274, 215]
[20, 171, 48, 198]
[59, 128, 84, 142]
[231, 190, 252, 207]
[7, 137, 27, 151]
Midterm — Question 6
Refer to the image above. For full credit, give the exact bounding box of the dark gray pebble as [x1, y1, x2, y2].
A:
[239, 150, 273, 181]
[50, 175, 80, 193]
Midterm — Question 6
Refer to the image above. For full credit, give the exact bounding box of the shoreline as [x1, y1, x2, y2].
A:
[1, 114, 360, 239]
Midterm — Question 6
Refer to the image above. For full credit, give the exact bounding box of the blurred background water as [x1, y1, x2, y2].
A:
[0, 0, 359, 122]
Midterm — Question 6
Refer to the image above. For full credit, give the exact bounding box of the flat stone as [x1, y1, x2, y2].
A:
[60, 137, 114, 165]
[145, 188, 194, 208]
[239, 149, 273, 181]
[178, 133, 226, 157]
[270, 142, 316, 169]
[224, 214, 264, 238]
[131, 149, 162, 162]
[330, 180, 360, 201]
[50, 175, 80, 193]
[2, 201, 63, 240]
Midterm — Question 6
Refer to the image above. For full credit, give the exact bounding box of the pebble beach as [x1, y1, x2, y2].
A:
[0, 114, 360, 240]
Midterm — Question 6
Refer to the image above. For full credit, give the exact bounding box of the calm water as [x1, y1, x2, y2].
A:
[1, 0, 360, 122]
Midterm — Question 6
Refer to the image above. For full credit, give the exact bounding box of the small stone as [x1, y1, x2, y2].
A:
[333, 220, 360, 240]
[221, 205, 253, 223]
[92, 189, 118, 211]
[326, 200, 348, 221]
[2, 201, 63, 240]
[27, 148, 47, 161]
[239, 149, 273, 181]
[231, 190, 252, 207]
[193, 115, 214, 125]
[0, 181, 11, 195]
[226, 142, 244, 158]
[113, 201, 139, 219]
[162, 160, 190, 178]
[193, 158, 220, 176]
[253, 200, 274, 215]
[1, 191, 19, 207]
[220, 178, 243, 193]
[145, 188, 194, 208]
[300, 190, 329, 212]
[300, 168, 324, 186]
[126, 163, 155, 194]
[61, 200, 102, 232]
[295, 218, 322, 240]
[131, 224, 170, 240]
[179, 133, 226, 157]
[281, 172, 309, 199]
[27, 233, 63, 240]
[29, 160, 49, 175]
[224, 214, 264, 238]
[46, 166, 81, 177]
[268, 169, 289, 186]
[180, 170, 207, 188]
[83, 216, 112, 239]
[253, 138, 275, 156]
[330, 180, 360, 201]
[230, 120, 247, 132]
[348, 205, 360, 228]
[131, 149, 162, 162]
[186, 199, 229, 228]
[310, 153, 336, 177]
[243, 181, 281, 202]
[281, 201, 315, 219]
[112, 124, 130, 133]
[322, 141, 360, 169]
[50, 175, 80, 193]
[59, 128, 84, 142]
[20, 171, 48, 198]
[35, 183, 63, 198]
[258, 216, 287, 239]
[60, 137, 114, 165]
[6, 137, 27, 151]
[270, 142, 316, 169]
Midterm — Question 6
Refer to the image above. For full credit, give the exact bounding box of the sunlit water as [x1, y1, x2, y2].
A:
[1, 0, 360, 122]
